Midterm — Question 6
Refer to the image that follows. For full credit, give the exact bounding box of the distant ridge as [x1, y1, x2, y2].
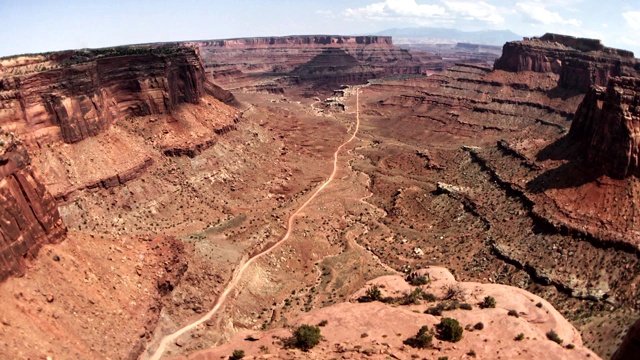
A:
[376, 27, 522, 46]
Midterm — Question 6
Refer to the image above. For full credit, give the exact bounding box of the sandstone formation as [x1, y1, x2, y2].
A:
[569, 76, 640, 178]
[0, 131, 66, 281]
[0, 46, 236, 145]
[613, 317, 640, 360]
[495, 33, 640, 92]
[181, 35, 441, 91]
[184, 267, 599, 360]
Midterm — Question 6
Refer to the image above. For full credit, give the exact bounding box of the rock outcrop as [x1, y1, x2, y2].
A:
[0, 46, 236, 145]
[494, 33, 640, 92]
[569, 76, 640, 178]
[182, 35, 439, 90]
[0, 131, 66, 281]
[613, 318, 640, 360]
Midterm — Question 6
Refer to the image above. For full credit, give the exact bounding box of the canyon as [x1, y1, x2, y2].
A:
[0, 33, 639, 360]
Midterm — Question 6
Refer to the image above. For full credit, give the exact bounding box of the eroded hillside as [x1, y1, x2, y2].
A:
[0, 33, 639, 360]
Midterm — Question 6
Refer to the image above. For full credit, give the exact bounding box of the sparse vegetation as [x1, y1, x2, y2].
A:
[473, 322, 484, 330]
[467, 349, 477, 357]
[515, 333, 525, 341]
[436, 317, 463, 342]
[285, 324, 322, 351]
[402, 287, 425, 305]
[358, 285, 382, 302]
[230, 349, 245, 360]
[403, 325, 433, 349]
[507, 309, 519, 317]
[423, 292, 437, 302]
[443, 284, 465, 301]
[546, 330, 563, 344]
[425, 303, 445, 316]
[566, 343, 575, 349]
[407, 272, 429, 286]
[479, 296, 496, 309]
[460, 303, 473, 310]
[317, 320, 328, 327]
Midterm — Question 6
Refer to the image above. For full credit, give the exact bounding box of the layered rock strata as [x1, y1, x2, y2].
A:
[0, 131, 66, 281]
[0, 46, 236, 145]
[569, 76, 640, 178]
[183, 35, 439, 89]
[495, 33, 640, 92]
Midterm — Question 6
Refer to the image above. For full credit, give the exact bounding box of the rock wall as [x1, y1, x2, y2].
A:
[0, 47, 236, 145]
[494, 33, 640, 92]
[568, 76, 640, 178]
[0, 132, 66, 282]
[182, 35, 434, 89]
[613, 318, 640, 360]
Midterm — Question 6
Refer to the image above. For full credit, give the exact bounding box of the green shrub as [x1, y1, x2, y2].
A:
[404, 326, 433, 349]
[423, 292, 437, 302]
[479, 296, 496, 309]
[425, 303, 445, 316]
[285, 324, 322, 351]
[460, 303, 473, 310]
[402, 287, 425, 305]
[515, 333, 525, 341]
[437, 318, 463, 342]
[358, 285, 382, 303]
[407, 273, 430, 286]
[546, 330, 563, 344]
[230, 349, 245, 360]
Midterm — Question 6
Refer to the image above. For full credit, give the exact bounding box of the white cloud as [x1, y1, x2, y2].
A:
[516, 1, 581, 26]
[344, 0, 446, 21]
[623, 11, 640, 30]
[442, 1, 505, 25]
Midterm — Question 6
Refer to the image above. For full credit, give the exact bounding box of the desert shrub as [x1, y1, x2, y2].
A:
[425, 303, 445, 316]
[402, 287, 425, 305]
[381, 296, 396, 304]
[423, 292, 437, 302]
[460, 303, 473, 310]
[317, 320, 328, 327]
[358, 285, 382, 303]
[437, 317, 463, 342]
[546, 330, 563, 344]
[285, 324, 322, 351]
[230, 349, 245, 360]
[403, 325, 433, 349]
[507, 309, 519, 317]
[473, 322, 484, 330]
[479, 296, 496, 309]
[566, 343, 575, 349]
[444, 300, 460, 311]
[515, 333, 525, 341]
[467, 349, 477, 357]
[407, 273, 430, 286]
[536, 302, 543, 308]
[438, 357, 449, 360]
[443, 284, 465, 301]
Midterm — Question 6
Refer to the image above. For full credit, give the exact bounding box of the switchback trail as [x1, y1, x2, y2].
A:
[146, 89, 362, 360]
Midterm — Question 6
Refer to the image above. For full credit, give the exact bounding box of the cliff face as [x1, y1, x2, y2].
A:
[0, 131, 66, 281]
[182, 35, 436, 89]
[613, 318, 640, 360]
[494, 33, 640, 92]
[568, 76, 640, 178]
[0, 47, 235, 145]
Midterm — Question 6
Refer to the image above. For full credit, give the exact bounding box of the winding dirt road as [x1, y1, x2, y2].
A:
[146, 89, 361, 360]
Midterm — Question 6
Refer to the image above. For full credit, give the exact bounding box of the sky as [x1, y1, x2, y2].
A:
[1, 0, 639, 57]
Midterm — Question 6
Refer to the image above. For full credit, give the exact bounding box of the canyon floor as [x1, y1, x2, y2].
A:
[2, 64, 638, 359]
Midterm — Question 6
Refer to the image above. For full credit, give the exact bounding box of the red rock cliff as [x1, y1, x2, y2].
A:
[0, 46, 236, 145]
[0, 131, 66, 281]
[180, 35, 433, 89]
[568, 76, 640, 178]
[494, 33, 640, 92]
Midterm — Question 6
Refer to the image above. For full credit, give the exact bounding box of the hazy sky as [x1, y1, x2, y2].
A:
[1, 0, 639, 57]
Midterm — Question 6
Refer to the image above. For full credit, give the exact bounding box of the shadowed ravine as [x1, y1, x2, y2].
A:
[145, 89, 362, 360]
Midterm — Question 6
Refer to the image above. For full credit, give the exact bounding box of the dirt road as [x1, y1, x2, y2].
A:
[145, 89, 362, 360]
